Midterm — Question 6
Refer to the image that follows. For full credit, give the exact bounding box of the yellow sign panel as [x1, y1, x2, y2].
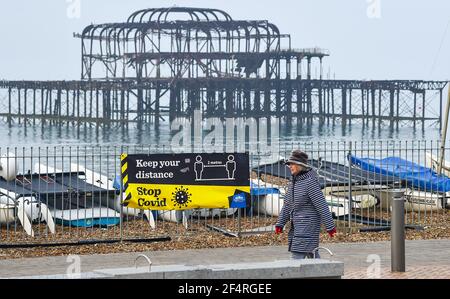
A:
[121, 153, 250, 210]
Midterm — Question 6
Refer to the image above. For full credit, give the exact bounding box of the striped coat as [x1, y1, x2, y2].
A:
[276, 169, 335, 253]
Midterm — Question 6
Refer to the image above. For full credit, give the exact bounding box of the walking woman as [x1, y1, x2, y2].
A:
[275, 150, 336, 259]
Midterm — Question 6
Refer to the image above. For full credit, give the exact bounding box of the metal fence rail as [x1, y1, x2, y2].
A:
[0, 140, 448, 245]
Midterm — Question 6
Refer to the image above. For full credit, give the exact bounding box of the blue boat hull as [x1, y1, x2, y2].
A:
[55, 217, 120, 228]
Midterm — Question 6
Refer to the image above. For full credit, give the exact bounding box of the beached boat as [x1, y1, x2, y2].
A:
[251, 178, 352, 218]
[377, 188, 446, 212]
[324, 194, 350, 219]
[252, 179, 284, 217]
[52, 208, 120, 227]
[404, 189, 445, 211]
[322, 184, 388, 208]
[256, 192, 284, 216]
[350, 155, 448, 211]
[0, 152, 18, 182]
[424, 152, 450, 209]
[30, 163, 121, 228]
[253, 185, 351, 218]
[70, 164, 155, 228]
[253, 158, 398, 187]
[252, 159, 396, 217]
[0, 189, 55, 236]
[0, 203, 15, 225]
[0, 154, 56, 236]
[349, 155, 450, 192]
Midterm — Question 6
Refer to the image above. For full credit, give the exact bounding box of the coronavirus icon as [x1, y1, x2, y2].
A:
[171, 186, 192, 209]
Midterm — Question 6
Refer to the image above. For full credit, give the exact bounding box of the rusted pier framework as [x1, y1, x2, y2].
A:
[0, 8, 447, 128]
[1, 79, 446, 128]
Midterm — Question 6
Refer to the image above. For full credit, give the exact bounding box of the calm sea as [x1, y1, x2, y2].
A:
[0, 119, 441, 148]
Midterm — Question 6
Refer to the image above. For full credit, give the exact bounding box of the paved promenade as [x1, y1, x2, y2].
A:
[0, 239, 449, 279]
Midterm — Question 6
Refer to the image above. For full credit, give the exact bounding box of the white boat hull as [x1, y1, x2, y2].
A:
[0, 203, 15, 224]
[0, 190, 55, 236]
[68, 163, 155, 221]
[325, 185, 387, 207]
[379, 188, 445, 212]
[324, 195, 350, 218]
[158, 210, 183, 223]
[254, 180, 387, 217]
[52, 208, 120, 221]
[36, 163, 150, 218]
[33, 164, 121, 227]
[255, 193, 284, 217]
[52, 207, 121, 227]
[256, 191, 351, 218]
[0, 152, 18, 182]
[404, 189, 444, 212]
[0, 194, 42, 223]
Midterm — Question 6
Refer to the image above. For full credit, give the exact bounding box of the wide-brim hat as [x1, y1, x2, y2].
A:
[285, 150, 309, 168]
[285, 159, 309, 168]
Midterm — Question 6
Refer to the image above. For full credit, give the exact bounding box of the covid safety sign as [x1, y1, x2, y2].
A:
[120, 153, 250, 210]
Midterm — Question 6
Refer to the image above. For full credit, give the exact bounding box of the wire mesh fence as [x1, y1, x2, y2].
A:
[0, 140, 449, 245]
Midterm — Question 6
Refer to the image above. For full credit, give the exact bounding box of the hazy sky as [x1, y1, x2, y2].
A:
[1, 0, 449, 81]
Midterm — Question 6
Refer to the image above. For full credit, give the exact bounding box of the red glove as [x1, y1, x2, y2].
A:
[275, 226, 283, 234]
[327, 227, 336, 237]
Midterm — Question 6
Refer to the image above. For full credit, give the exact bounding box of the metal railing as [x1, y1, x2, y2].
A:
[0, 140, 448, 245]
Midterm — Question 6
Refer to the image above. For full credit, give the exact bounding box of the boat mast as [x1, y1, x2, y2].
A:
[438, 82, 450, 175]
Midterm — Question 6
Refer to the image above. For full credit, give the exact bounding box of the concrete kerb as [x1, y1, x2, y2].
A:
[3, 259, 344, 279]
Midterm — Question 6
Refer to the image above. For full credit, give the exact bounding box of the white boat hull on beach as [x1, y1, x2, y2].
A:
[404, 189, 445, 212]
[0, 203, 15, 224]
[34, 163, 155, 227]
[33, 163, 142, 228]
[0, 152, 18, 182]
[68, 163, 151, 219]
[252, 179, 284, 217]
[255, 192, 284, 217]
[254, 182, 388, 218]
[255, 190, 351, 218]
[323, 184, 385, 209]
[378, 188, 445, 212]
[0, 189, 55, 236]
[324, 195, 350, 218]
[253, 183, 366, 218]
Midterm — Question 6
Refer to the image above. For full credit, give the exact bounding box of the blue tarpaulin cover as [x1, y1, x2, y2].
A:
[250, 181, 280, 196]
[349, 155, 450, 192]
